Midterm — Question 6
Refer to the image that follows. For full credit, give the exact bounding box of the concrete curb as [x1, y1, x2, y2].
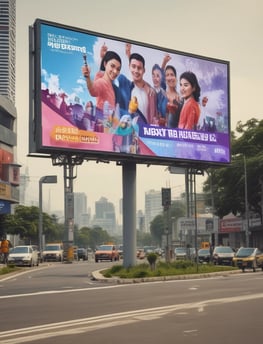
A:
[91, 268, 241, 284]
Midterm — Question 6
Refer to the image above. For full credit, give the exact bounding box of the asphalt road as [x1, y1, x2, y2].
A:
[0, 261, 263, 343]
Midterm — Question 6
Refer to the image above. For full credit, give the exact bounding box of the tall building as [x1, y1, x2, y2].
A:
[0, 0, 19, 230]
[93, 197, 117, 235]
[144, 189, 163, 233]
[0, 0, 16, 104]
[137, 209, 145, 232]
[74, 192, 88, 228]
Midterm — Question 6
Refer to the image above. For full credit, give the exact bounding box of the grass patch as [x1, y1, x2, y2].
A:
[102, 260, 237, 279]
[0, 264, 22, 276]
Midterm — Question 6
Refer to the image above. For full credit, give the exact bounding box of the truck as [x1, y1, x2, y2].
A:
[42, 243, 64, 262]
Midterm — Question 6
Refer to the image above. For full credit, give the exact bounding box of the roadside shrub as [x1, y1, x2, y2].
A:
[0, 265, 20, 275]
[171, 260, 194, 269]
[101, 259, 237, 279]
[133, 270, 149, 278]
[103, 264, 123, 277]
[147, 252, 158, 270]
[110, 264, 123, 274]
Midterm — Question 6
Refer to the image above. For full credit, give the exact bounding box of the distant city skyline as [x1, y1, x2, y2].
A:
[19, 167, 187, 215]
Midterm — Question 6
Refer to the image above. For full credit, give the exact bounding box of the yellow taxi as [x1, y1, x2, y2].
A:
[232, 247, 263, 272]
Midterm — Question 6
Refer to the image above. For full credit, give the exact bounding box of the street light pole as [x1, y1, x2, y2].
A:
[38, 175, 57, 252]
[164, 227, 169, 263]
[243, 155, 249, 246]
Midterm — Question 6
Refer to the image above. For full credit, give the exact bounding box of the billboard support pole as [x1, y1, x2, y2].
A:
[51, 154, 84, 261]
[38, 175, 57, 252]
[122, 161, 137, 268]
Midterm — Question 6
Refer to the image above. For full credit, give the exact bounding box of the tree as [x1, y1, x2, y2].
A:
[2, 205, 63, 244]
[150, 215, 165, 246]
[203, 118, 263, 220]
[136, 231, 154, 247]
[150, 200, 186, 245]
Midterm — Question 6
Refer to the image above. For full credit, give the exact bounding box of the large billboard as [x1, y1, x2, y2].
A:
[30, 19, 231, 167]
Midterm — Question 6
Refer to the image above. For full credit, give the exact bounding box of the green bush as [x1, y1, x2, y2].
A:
[102, 260, 237, 279]
[133, 270, 149, 278]
[109, 264, 123, 274]
[0, 265, 20, 275]
[146, 252, 158, 270]
[103, 264, 123, 277]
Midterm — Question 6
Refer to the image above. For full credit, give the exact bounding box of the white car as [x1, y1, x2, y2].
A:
[8, 245, 39, 267]
[174, 247, 187, 260]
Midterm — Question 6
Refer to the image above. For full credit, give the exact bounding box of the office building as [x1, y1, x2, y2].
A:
[137, 209, 145, 232]
[144, 189, 163, 233]
[0, 0, 16, 104]
[74, 192, 88, 228]
[93, 197, 117, 235]
[0, 0, 19, 225]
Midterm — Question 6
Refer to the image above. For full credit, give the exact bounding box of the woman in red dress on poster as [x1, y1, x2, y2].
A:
[178, 71, 201, 130]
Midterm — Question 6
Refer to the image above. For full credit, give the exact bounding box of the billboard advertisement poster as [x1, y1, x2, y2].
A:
[31, 19, 231, 167]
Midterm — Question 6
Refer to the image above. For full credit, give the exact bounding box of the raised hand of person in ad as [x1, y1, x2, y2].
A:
[82, 62, 91, 79]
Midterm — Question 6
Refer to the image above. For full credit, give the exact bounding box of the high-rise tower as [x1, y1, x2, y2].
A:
[0, 0, 19, 228]
[0, 0, 16, 104]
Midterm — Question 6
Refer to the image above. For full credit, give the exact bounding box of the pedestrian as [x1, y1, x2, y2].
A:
[0, 236, 11, 264]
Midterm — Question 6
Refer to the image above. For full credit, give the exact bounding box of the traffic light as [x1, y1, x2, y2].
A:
[162, 187, 171, 207]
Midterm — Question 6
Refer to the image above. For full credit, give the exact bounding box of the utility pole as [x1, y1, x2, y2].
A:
[243, 155, 249, 246]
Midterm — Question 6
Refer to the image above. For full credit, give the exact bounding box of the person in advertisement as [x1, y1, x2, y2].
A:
[81, 49, 122, 113]
[118, 43, 158, 125]
[178, 71, 201, 130]
[164, 64, 183, 128]
[81, 47, 123, 132]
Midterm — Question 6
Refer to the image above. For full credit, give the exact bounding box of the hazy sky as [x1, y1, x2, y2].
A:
[15, 0, 263, 216]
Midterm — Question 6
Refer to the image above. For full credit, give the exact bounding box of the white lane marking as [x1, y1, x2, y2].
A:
[0, 284, 128, 299]
[1, 292, 263, 343]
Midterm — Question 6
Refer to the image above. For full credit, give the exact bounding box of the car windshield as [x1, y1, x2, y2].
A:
[236, 248, 255, 257]
[198, 249, 210, 255]
[44, 245, 60, 251]
[175, 248, 186, 254]
[98, 245, 113, 251]
[214, 247, 233, 253]
[12, 246, 29, 254]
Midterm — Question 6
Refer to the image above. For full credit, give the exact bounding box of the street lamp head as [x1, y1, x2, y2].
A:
[40, 175, 57, 184]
